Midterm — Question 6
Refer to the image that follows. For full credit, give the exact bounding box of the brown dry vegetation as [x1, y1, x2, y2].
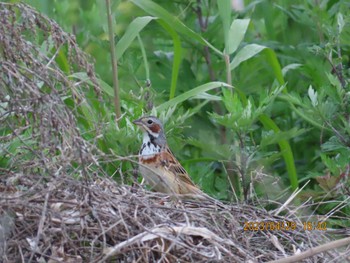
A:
[1, 3, 349, 263]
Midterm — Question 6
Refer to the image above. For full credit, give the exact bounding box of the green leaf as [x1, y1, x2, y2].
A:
[192, 92, 221, 101]
[137, 34, 150, 80]
[217, 0, 231, 53]
[337, 13, 345, 34]
[259, 84, 286, 108]
[308, 85, 318, 107]
[227, 19, 250, 54]
[282, 63, 302, 76]
[157, 20, 182, 100]
[69, 72, 114, 97]
[116, 16, 156, 60]
[260, 128, 307, 147]
[264, 48, 285, 86]
[259, 114, 298, 190]
[56, 49, 70, 73]
[321, 136, 349, 152]
[230, 44, 266, 70]
[97, 79, 115, 97]
[130, 0, 222, 56]
[326, 72, 342, 89]
[280, 93, 330, 131]
[40, 36, 55, 55]
[157, 82, 232, 111]
[222, 88, 244, 115]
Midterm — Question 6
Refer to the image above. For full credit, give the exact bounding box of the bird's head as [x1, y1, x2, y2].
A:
[133, 116, 166, 144]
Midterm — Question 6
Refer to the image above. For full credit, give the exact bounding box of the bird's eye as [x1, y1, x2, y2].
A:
[147, 119, 153, 124]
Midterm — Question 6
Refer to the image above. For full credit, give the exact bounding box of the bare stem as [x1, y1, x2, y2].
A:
[269, 237, 350, 263]
[224, 54, 232, 86]
[105, 0, 121, 120]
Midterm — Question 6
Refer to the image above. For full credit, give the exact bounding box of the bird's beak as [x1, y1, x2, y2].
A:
[132, 118, 142, 126]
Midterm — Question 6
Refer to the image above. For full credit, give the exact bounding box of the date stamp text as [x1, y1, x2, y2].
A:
[243, 221, 327, 231]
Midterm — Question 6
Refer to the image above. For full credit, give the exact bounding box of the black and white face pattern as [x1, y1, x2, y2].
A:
[139, 132, 162, 159]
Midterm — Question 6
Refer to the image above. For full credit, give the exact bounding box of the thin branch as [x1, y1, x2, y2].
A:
[195, 0, 216, 81]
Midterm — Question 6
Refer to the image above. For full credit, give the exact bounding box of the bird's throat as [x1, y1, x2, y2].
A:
[140, 133, 161, 159]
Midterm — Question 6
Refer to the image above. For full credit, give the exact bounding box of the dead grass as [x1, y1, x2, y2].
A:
[2, 174, 347, 263]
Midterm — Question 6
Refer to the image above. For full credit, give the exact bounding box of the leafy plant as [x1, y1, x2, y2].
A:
[3, 0, 350, 224]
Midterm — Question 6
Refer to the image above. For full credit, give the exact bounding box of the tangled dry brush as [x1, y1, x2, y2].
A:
[0, 3, 349, 263]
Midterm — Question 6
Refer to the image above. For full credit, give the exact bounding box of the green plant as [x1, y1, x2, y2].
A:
[3, 0, 350, 224]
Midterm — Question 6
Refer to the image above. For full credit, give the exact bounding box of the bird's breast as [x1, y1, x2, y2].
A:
[139, 141, 161, 159]
[140, 154, 159, 164]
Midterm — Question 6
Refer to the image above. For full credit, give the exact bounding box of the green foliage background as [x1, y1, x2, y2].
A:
[2, 0, 350, 225]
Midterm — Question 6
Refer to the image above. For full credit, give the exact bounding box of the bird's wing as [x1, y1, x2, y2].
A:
[160, 147, 196, 187]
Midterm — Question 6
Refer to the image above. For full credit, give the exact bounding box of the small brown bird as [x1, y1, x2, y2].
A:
[133, 116, 202, 196]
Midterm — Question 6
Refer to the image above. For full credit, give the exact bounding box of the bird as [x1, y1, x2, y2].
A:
[133, 116, 203, 196]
